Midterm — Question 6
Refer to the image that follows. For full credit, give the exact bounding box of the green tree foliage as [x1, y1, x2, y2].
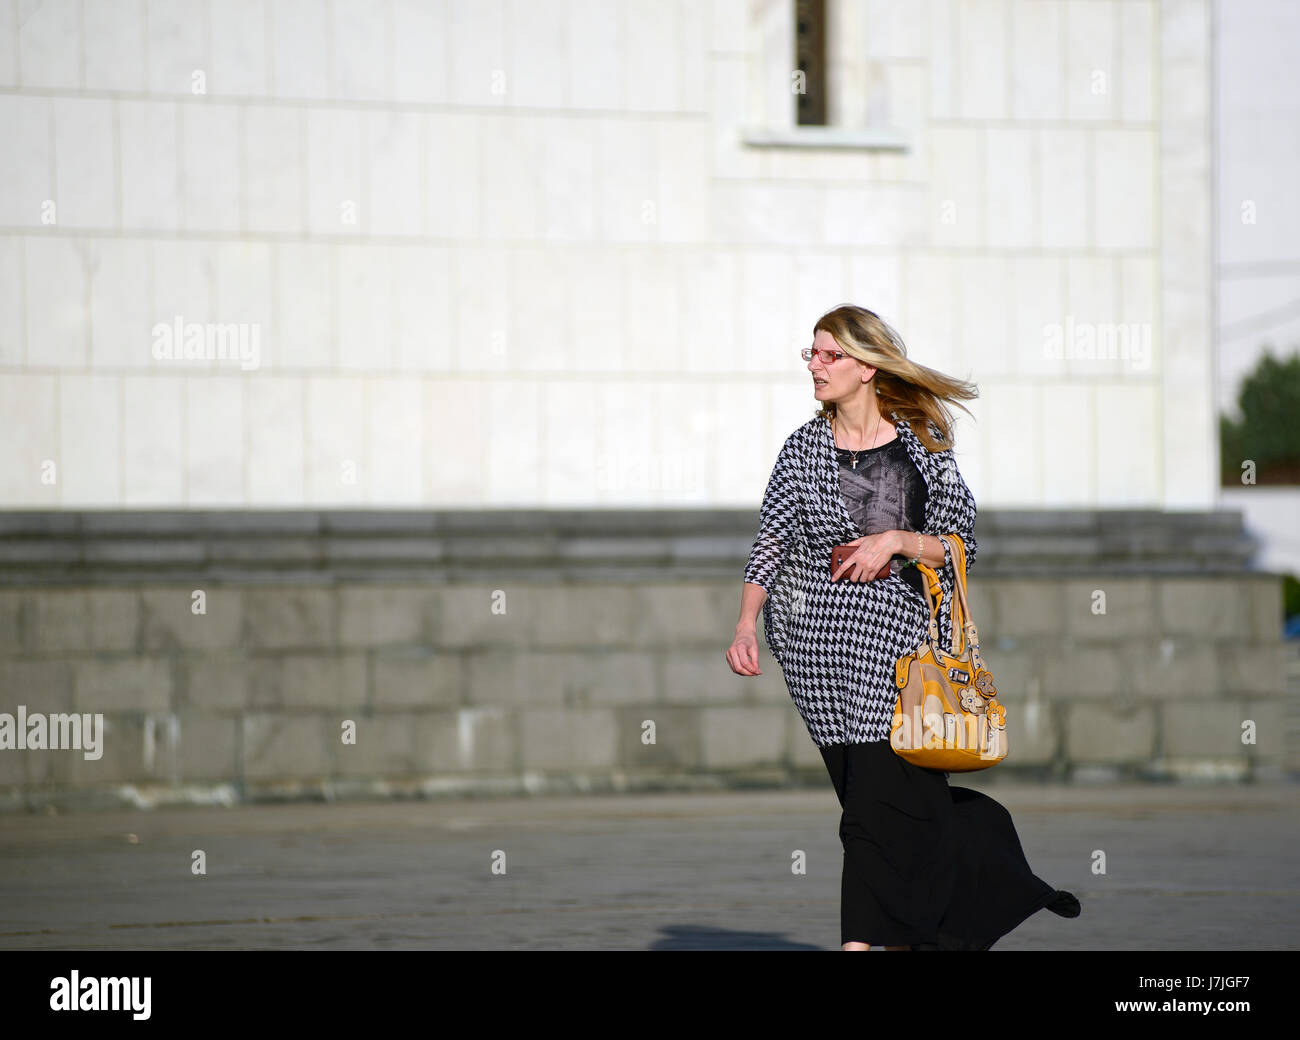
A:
[1219, 348, 1300, 485]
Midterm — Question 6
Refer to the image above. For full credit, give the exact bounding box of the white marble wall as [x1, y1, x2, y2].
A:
[0, 0, 1212, 509]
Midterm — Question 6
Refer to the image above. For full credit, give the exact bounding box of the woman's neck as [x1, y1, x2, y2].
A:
[832, 401, 893, 449]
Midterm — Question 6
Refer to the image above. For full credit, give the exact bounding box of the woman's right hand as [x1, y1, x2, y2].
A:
[726, 628, 762, 676]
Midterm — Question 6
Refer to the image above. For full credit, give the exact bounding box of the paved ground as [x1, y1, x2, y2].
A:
[1, 781, 1296, 950]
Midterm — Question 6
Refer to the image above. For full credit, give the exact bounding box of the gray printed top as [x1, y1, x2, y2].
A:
[743, 411, 979, 747]
[833, 434, 928, 600]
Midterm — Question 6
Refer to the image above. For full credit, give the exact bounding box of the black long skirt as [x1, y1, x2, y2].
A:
[820, 739, 1081, 950]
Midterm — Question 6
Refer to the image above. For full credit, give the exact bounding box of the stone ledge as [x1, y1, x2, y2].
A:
[0, 508, 1271, 585]
[738, 124, 911, 150]
[6, 762, 1297, 814]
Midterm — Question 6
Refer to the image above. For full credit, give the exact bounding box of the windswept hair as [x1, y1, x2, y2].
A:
[812, 304, 978, 453]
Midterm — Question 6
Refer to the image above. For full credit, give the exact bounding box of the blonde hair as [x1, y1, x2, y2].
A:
[812, 304, 978, 453]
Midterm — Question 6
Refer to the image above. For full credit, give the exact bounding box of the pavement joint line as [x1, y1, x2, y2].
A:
[5, 886, 1297, 941]
[0, 900, 847, 937]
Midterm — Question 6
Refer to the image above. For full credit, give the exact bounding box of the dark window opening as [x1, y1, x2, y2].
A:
[795, 0, 827, 125]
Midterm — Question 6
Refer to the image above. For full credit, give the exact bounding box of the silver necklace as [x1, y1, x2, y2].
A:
[834, 409, 882, 470]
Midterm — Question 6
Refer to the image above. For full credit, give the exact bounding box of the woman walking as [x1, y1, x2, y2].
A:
[726, 305, 1080, 951]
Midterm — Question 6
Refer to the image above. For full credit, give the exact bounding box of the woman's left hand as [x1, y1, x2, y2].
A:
[832, 531, 902, 582]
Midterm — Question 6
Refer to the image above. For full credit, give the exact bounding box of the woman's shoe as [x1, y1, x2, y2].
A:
[1045, 890, 1081, 918]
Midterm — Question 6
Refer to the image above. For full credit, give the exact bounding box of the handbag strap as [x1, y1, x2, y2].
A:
[914, 533, 985, 670]
[915, 535, 962, 654]
[941, 534, 986, 671]
[940, 534, 967, 655]
[914, 559, 946, 655]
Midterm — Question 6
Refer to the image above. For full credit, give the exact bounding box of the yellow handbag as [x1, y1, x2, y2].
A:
[890, 533, 1007, 771]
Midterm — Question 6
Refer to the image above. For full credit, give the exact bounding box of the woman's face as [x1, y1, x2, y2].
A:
[808, 330, 875, 401]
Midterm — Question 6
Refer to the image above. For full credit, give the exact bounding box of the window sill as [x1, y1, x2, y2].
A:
[738, 125, 910, 152]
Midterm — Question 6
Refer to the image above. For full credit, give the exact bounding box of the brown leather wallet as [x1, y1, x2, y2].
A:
[831, 543, 891, 581]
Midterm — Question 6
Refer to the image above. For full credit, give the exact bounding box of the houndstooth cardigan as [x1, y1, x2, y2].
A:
[743, 410, 979, 747]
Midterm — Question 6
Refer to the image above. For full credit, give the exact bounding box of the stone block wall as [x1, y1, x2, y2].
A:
[0, 0, 1219, 514]
[0, 507, 1292, 811]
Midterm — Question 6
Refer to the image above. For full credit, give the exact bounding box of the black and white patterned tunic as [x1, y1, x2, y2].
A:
[743, 410, 979, 747]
